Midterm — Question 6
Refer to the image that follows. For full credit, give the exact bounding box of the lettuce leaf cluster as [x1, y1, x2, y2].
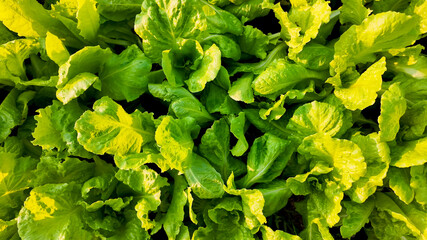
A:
[0, 0, 426, 239]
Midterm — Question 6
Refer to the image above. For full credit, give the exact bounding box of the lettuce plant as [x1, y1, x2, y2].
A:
[0, 0, 426, 239]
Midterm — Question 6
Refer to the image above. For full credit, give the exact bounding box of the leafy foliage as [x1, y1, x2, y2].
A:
[0, 0, 426, 239]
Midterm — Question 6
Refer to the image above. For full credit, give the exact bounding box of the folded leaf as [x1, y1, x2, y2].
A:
[339, 0, 371, 25]
[184, 154, 224, 199]
[378, 83, 407, 141]
[224, 173, 266, 232]
[347, 133, 390, 203]
[76, 0, 99, 42]
[252, 58, 328, 98]
[388, 167, 414, 204]
[229, 73, 254, 103]
[186, 44, 221, 93]
[298, 134, 366, 190]
[56, 72, 100, 104]
[238, 133, 292, 188]
[390, 137, 427, 167]
[370, 192, 427, 240]
[331, 12, 419, 74]
[99, 45, 152, 101]
[333, 57, 386, 111]
[115, 166, 169, 230]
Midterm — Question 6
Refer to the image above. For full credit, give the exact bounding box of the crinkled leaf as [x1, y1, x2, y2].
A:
[294, 43, 334, 71]
[378, 83, 407, 142]
[286, 101, 349, 142]
[371, 192, 427, 240]
[115, 166, 169, 230]
[333, 57, 386, 111]
[298, 134, 366, 190]
[224, 173, 266, 232]
[75, 96, 155, 155]
[17, 183, 94, 239]
[330, 12, 419, 75]
[238, 25, 269, 59]
[347, 133, 390, 203]
[155, 116, 195, 172]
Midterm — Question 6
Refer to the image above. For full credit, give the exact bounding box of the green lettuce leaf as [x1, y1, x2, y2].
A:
[225, 0, 273, 22]
[252, 58, 328, 99]
[184, 154, 224, 199]
[0, 0, 83, 47]
[332, 57, 386, 111]
[258, 180, 292, 217]
[0, 153, 38, 220]
[330, 12, 419, 75]
[186, 44, 221, 93]
[115, 166, 169, 231]
[96, 0, 144, 21]
[238, 25, 269, 59]
[378, 83, 407, 141]
[135, 0, 242, 63]
[17, 183, 94, 239]
[340, 199, 375, 238]
[268, 0, 331, 59]
[75, 96, 155, 155]
[199, 118, 245, 179]
[390, 137, 427, 167]
[298, 133, 367, 191]
[238, 133, 292, 188]
[155, 116, 196, 172]
[76, 0, 99, 42]
[45, 32, 70, 66]
[229, 73, 255, 104]
[286, 101, 349, 142]
[387, 167, 414, 204]
[224, 173, 266, 232]
[370, 192, 427, 240]
[339, 0, 371, 25]
[0, 39, 40, 87]
[32, 156, 94, 186]
[347, 133, 390, 203]
[99, 45, 152, 101]
[410, 165, 427, 206]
